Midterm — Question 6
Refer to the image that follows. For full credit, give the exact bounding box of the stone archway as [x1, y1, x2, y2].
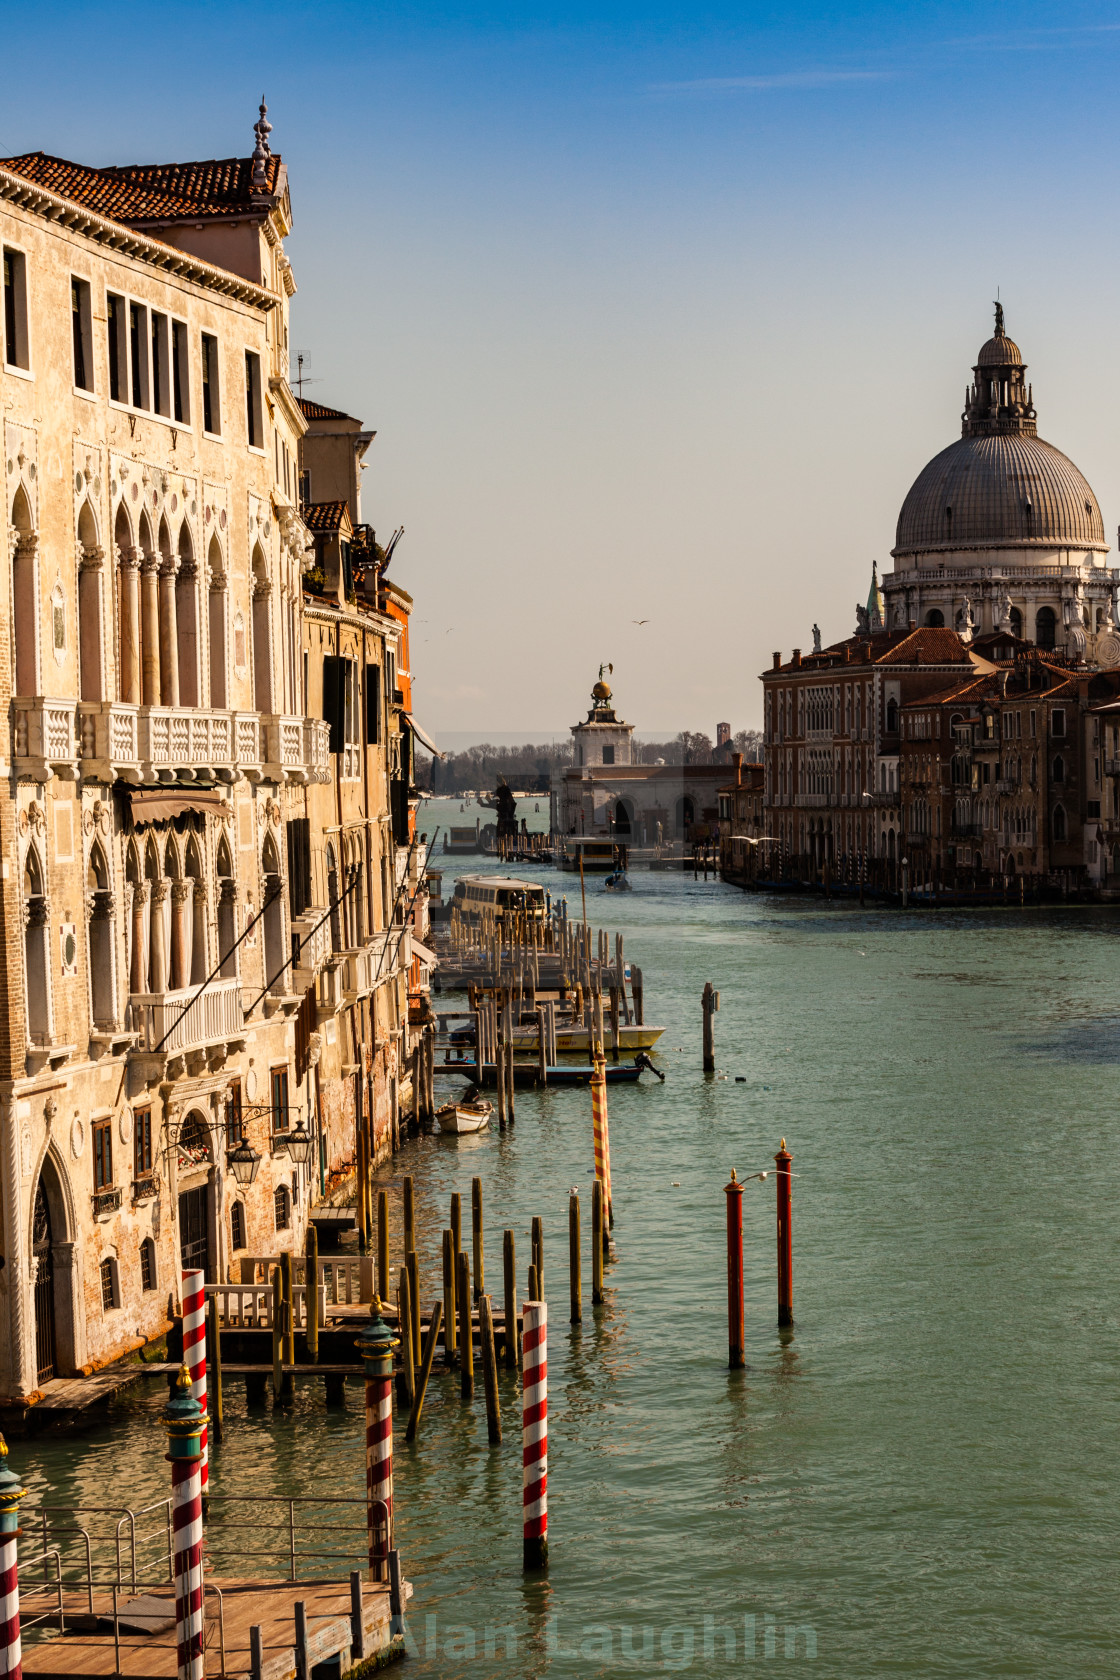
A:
[30, 1151, 79, 1383]
[176, 1110, 214, 1282]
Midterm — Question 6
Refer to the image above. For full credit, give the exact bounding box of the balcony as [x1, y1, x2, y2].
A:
[1105, 757, 1120, 776]
[92, 1188, 122, 1218]
[131, 1173, 159, 1202]
[14, 700, 327, 787]
[995, 778, 1018, 796]
[129, 976, 245, 1080]
[291, 910, 332, 981]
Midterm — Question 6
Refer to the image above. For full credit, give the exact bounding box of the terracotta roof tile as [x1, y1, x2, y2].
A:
[302, 500, 350, 534]
[297, 398, 353, 422]
[0, 150, 283, 223]
[876, 627, 972, 665]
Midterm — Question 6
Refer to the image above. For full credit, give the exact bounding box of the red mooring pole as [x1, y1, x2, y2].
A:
[775, 1139, 793, 1327]
[725, 1169, 744, 1368]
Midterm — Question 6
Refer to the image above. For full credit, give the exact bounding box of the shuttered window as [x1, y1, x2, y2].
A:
[287, 817, 311, 917]
[366, 664, 381, 745]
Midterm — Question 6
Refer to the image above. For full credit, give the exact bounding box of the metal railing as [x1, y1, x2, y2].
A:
[204, 1495, 375, 1584]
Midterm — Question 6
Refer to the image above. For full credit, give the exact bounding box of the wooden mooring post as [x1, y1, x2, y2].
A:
[776, 1140, 793, 1328]
[472, 1177, 484, 1301]
[592, 1181, 605, 1304]
[725, 1169, 745, 1369]
[504, 1229, 518, 1369]
[305, 1223, 319, 1365]
[702, 982, 719, 1074]
[377, 1190, 390, 1306]
[405, 1302, 443, 1443]
[569, 1193, 581, 1324]
[207, 1292, 225, 1442]
[479, 1295, 502, 1446]
[457, 1249, 474, 1401]
[442, 1229, 457, 1365]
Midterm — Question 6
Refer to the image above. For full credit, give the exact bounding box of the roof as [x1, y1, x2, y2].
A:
[894, 431, 1106, 557]
[0, 150, 284, 223]
[769, 625, 973, 674]
[302, 500, 350, 535]
[976, 331, 1022, 367]
[297, 398, 354, 422]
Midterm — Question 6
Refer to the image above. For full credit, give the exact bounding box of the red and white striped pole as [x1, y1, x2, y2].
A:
[180, 1269, 208, 1502]
[522, 1300, 548, 1571]
[162, 1365, 208, 1680]
[591, 1056, 614, 1233]
[0, 1434, 27, 1680]
[356, 1300, 398, 1581]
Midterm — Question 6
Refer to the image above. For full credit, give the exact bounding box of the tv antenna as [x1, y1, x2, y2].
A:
[295, 353, 323, 397]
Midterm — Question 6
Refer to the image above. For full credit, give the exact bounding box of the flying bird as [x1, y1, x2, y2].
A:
[632, 619, 651, 625]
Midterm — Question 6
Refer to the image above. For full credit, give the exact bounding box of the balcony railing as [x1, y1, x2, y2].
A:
[129, 976, 244, 1057]
[92, 1188, 122, 1217]
[1105, 757, 1120, 776]
[291, 911, 332, 976]
[13, 699, 326, 786]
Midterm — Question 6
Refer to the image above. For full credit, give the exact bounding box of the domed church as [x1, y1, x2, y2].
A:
[883, 306, 1120, 665]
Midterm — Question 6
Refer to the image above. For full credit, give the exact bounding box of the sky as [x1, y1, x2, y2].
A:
[8, 2, 1120, 736]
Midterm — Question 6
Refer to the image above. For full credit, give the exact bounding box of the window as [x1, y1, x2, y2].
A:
[152, 313, 170, 416]
[323, 656, 359, 755]
[1053, 806, 1067, 842]
[291, 1170, 299, 1209]
[274, 1183, 291, 1231]
[140, 1237, 156, 1292]
[231, 1202, 246, 1251]
[133, 1106, 153, 1177]
[172, 320, 189, 423]
[287, 818, 312, 918]
[1088, 800, 1101, 819]
[225, 1078, 244, 1146]
[1036, 606, 1056, 649]
[1030, 710, 1037, 738]
[1052, 709, 1066, 738]
[298, 468, 311, 504]
[1052, 756, 1065, 784]
[885, 698, 899, 734]
[100, 1257, 118, 1311]
[366, 664, 382, 744]
[245, 351, 263, 447]
[602, 745, 615, 765]
[201, 333, 221, 434]
[270, 1065, 289, 1135]
[2, 248, 28, 369]
[72, 279, 93, 390]
[106, 294, 126, 402]
[93, 1119, 113, 1190]
[129, 302, 150, 408]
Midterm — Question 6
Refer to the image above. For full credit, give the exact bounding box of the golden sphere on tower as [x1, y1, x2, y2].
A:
[592, 680, 611, 701]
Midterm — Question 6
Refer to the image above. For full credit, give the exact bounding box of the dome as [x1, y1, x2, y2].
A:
[976, 333, 1022, 366]
[893, 431, 1106, 557]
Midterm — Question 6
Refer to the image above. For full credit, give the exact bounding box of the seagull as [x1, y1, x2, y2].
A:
[632, 619, 651, 625]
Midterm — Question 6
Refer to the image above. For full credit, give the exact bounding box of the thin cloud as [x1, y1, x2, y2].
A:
[650, 69, 892, 94]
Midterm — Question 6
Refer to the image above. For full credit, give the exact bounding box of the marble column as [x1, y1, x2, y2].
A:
[191, 880, 208, 984]
[140, 551, 161, 707]
[149, 879, 170, 994]
[118, 546, 142, 704]
[158, 557, 180, 707]
[170, 880, 192, 991]
[130, 880, 151, 995]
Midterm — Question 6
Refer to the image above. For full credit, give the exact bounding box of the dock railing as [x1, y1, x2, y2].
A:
[205, 1494, 378, 1583]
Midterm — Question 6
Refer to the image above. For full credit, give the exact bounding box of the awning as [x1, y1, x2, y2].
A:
[410, 938, 439, 967]
[402, 713, 444, 758]
[128, 789, 231, 824]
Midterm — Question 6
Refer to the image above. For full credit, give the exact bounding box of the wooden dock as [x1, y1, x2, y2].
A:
[21, 1573, 403, 1678]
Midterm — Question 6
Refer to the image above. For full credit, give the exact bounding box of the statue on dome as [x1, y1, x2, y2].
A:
[812, 623, 821, 654]
[956, 597, 976, 644]
[996, 591, 1014, 633]
[994, 299, 1005, 336]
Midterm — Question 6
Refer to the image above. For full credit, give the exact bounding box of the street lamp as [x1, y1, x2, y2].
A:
[285, 1120, 314, 1167]
[226, 1137, 262, 1188]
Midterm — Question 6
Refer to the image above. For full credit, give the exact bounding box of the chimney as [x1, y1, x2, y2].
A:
[772, 652, 781, 670]
[732, 751, 743, 785]
[792, 648, 802, 668]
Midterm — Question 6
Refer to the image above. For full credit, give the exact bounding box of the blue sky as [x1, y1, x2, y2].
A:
[8, 3, 1120, 733]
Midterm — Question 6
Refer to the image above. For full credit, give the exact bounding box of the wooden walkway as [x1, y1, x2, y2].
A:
[21, 1575, 401, 1679]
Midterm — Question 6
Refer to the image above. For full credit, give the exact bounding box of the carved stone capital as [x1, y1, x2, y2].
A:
[25, 897, 50, 929]
[171, 880, 191, 907]
[139, 550, 161, 576]
[117, 545, 141, 573]
[79, 544, 105, 573]
[159, 555, 180, 580]
[151, 878, 170, 905]
[131, 879, 151, 908]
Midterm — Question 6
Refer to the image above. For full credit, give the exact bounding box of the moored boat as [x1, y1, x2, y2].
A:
[437, 1099, 493, 1135]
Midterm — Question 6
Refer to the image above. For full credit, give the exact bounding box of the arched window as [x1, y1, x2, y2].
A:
[261, 833, 285, 995]
[327, 844, 342, 952]
[115, 503, 140, 703]
[274, 1182, 291, 1231]
[251, 544, 273, 713]
[1052, 756, 1065, 785]
[1009, 606, 1023, 637]
[176, 523, 200, 707]
[140, 1237, 156, 1292]
[924, 609, 944, 628]
[1053, 805, 1067, 843]
[217, 835, 238, 979]
[184, 837, 207, 986]
[177, 1112, 212, 1170]
[1036, 606, 1057, 650]
[10, 485, 39, 696]
[77, 500, 104, 702]
[87, 841, 116, 1028]
[885, 698, 899, 734]
[23, 846, 51, 1045]
[137, 509, 159, 706]
[207, 535, 228, 708]
[99, 1255, 120, 1311]
[231, 1202, 246, 1251]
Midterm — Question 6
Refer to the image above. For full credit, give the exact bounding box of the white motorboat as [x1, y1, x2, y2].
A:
[437, 1099, 493, 1136]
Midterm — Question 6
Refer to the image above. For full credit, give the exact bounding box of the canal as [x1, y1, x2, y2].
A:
[20, 802, 1120, 1676]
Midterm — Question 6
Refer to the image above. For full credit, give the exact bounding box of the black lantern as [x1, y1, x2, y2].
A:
[285, 1121, 314, 1166]
[227, 1137, 262, 1187]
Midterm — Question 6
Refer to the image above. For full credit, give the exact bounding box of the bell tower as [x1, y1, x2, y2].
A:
[570, 667, 635, 768]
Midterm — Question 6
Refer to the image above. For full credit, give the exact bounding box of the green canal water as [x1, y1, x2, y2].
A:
[20, 797, 1120, 1676]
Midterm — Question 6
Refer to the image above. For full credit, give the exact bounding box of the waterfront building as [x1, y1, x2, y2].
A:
[297, 397, 435, 1181]
[883, 307, 1120, 656]
[550, 673, 730, 847]
[0, 113, 431, 1400]
[717, 757, 766, 884]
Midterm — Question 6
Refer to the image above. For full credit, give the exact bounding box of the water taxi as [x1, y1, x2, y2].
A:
[451, 874, 548, 928]
[560, 838, 619, 872]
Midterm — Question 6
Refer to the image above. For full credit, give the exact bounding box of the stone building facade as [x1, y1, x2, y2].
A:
[0, 115, 428, 1401]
